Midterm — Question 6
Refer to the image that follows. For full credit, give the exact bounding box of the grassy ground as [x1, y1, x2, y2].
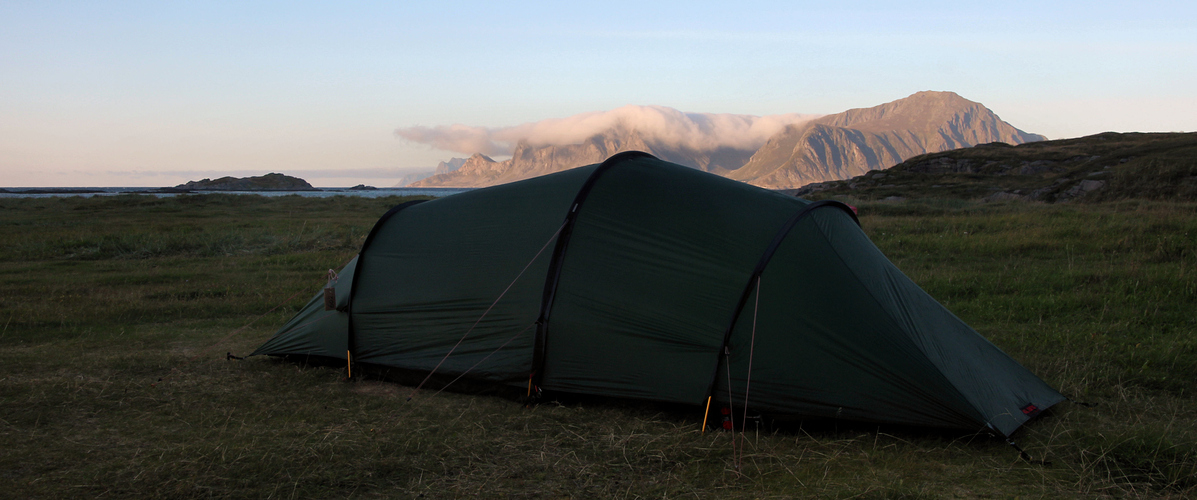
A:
[1, 194, 1194, 498]
[799, 132, 1197, 202]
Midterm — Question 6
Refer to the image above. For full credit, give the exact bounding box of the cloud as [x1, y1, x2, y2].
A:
[393, 124, 511, 156]
[395, 105, 819, 155]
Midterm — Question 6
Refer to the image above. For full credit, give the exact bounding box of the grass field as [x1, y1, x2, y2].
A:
[1, 194, 1194, 498]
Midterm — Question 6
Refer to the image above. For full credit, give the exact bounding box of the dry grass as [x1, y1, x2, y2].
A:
[1, 194, 1194, 498]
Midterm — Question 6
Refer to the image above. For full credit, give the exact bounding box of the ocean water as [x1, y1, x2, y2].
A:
[0, 187, 471, 199]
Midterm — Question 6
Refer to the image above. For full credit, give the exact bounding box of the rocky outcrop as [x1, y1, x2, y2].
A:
[175, 173, 315, 191]
[1057, 179, 1106, 201]
[729, 91, 1045, 188]
[789, 132, 1197, 203]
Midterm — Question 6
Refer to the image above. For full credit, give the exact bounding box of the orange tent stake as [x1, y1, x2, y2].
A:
[701, 396, 712, 434]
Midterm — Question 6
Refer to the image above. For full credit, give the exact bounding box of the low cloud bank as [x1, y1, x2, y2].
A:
[396, 105, 819, 155]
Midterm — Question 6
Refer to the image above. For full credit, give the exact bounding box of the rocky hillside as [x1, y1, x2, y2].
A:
[174, 173, 315, 191]
[729, 91, 1044, 188]
[793, 132, 1197, 202]
[409, 91, 1043, 189]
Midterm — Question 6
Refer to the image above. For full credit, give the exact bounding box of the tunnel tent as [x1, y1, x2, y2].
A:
[251, 151, 1065, 437]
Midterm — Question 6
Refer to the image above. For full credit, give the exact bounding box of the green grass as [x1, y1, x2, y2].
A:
[2, 194, 1194, 498]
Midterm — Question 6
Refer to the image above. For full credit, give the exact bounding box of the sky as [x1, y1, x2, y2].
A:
[2, 1, 1194, 187]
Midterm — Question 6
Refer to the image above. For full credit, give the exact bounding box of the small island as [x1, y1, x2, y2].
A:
[171, 173, 316, 191]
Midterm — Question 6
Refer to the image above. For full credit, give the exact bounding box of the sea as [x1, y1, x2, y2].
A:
[0, 187, 472, 199]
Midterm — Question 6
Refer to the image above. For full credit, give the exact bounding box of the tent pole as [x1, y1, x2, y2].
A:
[346, 350, 352, 379]
[700, 200, 860, 426]
[344, 200, 428, 387]
[531, 152, 653, 387]
[701, 396, 712, 434]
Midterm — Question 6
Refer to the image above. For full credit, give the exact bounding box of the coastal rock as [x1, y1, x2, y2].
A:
[175, 173, 315, 191]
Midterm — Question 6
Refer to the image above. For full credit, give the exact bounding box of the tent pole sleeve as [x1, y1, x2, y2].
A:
[531, 151, 657, 387]
[345, 199, 428, 379]
[703, 200, 859, 401]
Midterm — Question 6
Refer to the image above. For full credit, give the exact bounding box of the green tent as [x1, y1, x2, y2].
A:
[253, 152, 1064, 437]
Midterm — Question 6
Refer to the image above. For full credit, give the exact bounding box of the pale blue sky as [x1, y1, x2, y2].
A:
[2, 1, 1194, 186]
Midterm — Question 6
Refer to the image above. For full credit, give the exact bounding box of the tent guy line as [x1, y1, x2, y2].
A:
[733, 276, 763, 470]
[431, 322, 538, 400]
[407, 220, 568, 400]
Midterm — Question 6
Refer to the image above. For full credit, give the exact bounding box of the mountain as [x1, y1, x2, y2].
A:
[392, 172, 433, 187]
[408, 92, 1044, 189]
[792, 132, 1197, 203]
[411, 130, 756, 188]
[728, 91, 1045, 188]
[435, 157, 467, 175]
[392, 157, 467, 186]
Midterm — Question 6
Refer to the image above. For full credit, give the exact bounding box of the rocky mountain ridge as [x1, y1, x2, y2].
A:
[409, 92, 1043, 189]
[730, 91, 1045, 188]
[412, 130, 757, 188]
